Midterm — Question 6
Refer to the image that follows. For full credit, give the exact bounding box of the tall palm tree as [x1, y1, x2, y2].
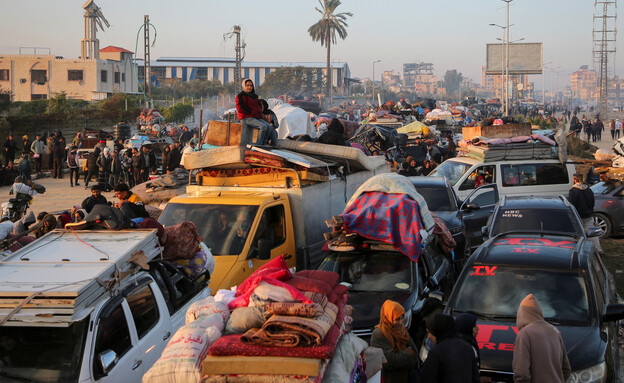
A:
[308, 0, 352, 106]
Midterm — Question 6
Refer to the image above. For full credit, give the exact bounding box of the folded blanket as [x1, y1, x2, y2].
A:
[265, 302, 325, 318]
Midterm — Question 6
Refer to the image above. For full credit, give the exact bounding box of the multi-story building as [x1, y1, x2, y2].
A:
[0, 46, 137, 101]
[135, 57, 352, 95]
[571, 66, 598, 102]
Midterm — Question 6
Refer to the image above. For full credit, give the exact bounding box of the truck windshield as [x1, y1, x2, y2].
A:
[319, 251, 413, 292]
[159, 203, 259, 255]
[428, 160, 471, 186]
[0, 319, 88, 383]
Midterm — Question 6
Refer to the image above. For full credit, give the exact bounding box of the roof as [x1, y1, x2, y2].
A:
[134, 57, 350, 70]
[471, 234, 590, 270]
[100, 45, 133, 54]
[498, 196, 572, 210]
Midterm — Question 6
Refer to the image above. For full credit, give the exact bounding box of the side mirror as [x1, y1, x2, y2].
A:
[256, 239, 272, 260]
[427, 290, 445, 302]
[98, 350, 118, 376]
[603, 303, 624, 322]
[463, 203, 480, 211]
[587, 226, 603, 238]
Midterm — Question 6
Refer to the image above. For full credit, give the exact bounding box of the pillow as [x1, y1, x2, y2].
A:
[224, 307, 266, 335]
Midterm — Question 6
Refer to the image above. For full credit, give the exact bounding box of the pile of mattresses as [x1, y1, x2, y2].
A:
[459, 134, 559, 162]
[196, 256, 381, 382]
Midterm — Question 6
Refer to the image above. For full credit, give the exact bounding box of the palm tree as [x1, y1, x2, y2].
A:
[308, 0, 352, 107]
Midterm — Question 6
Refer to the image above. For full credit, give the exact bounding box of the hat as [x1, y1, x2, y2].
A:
[426, 313, 456, 339]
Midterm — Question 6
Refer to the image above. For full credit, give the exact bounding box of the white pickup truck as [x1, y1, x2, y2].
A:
[0, 229, 211, 383]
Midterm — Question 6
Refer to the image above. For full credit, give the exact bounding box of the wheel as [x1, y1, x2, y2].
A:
[593, 213, 612, 239]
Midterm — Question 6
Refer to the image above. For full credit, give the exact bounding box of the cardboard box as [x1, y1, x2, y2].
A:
[462, 122, 532, 141]
[204, 120, 258, 146]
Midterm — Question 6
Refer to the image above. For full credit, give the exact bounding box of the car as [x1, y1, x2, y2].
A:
[408, 176, 499, 255]
[591, 180, 624, 238]
[482, 195, 597, 241]
[428, 233, 624, 382]
[317, 234, 455, 345]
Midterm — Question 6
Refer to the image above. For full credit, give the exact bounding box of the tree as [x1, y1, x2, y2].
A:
[308, 0, 352, 106]
[257, 67, 325, 98]
[443, 70, 463, 96]
[163, 102, 194, 124]
[0, 89, 12, 114]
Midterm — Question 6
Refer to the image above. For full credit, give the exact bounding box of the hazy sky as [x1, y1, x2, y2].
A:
[1, 0, 621, 90]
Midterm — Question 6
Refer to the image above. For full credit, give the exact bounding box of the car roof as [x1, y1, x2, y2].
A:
[407, 176, 449, 188]
[470, 234, 591, 270]
[497, 195, 572, 210]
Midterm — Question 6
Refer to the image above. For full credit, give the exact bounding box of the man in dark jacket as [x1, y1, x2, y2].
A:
[3, 135, 17, 166]
[235, 78, 271, 145]
[569, 173, 603, 254]
[419, 313, 480, 383]
[51, 138, 65, 179]
[317, 118, 346, 146]
[140, 145, 156, 182]
[81, 184, 108, 213]
[168, 142, 181, 171]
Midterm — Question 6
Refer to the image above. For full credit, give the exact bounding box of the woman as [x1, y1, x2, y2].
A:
[456, 313, 490, 382]
[161, 145, 171, 174]
[370, 300, 418, 382]
[235, 79, 271, 145]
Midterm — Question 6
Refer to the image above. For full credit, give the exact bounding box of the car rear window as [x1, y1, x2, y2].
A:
[491, 209, 583, 237]
[453, 267, 590, 325]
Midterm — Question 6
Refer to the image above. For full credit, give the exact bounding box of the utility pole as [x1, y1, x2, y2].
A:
[233, 25, 242, 94]
[144, 15, 151, 104]
[593, 0, 617, 120]
[503, 0, 513, 116]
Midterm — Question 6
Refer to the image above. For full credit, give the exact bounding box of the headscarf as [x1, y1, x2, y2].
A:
[425, 313, 456, 343]
[241, 78, 257, 98]
[455, 313, 477, 339]
[376, 300, 409, 352]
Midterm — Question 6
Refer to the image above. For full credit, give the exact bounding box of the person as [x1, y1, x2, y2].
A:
[427, 143, 442, 164]
[235, 78, 271, 145]
[131, 147, 143, 186]
[121, 149, 133, 187]
[114, 183, 149, 219]
[317, 118, 346, 146]
[504, 170, 519, 186]
[446, 136, 456, 159]
[168, 142, 182, 171]
[72, 132, 82, 149]
[369, 300, 419, 383]
[81, 184, 108, 214]
[3, 135, 17, 166]
[33, 211, 55, 238]
[179, 141, 196, 168]
[582, 115, 591, 142]
[18, 153, 31, 181]
[140, 145, 156, 182]
[51, 135, 65, 179]
[456, 313, 491, 382]
[616, 119, 622, 139]
[30, 134, 45, 175]
[474, 169, 487, 187]
[260, 99, 279, 146]
[421, 159, 436, 176]
[189, 131, 200, 147]
[83, 150, 99, 188]
[399, 156, 420, 177]
[179, 126, 193, 146]
[96, 147, 112, 191]
[609, 119, 616, 140]
[66, 145, 80, 187]
[419, 313, 480, 383]
[21, 135, 31, 158]
[568, 173, 603, 255]
[110, 150, 122, 189]
[161, 145, 171, 174]
[114, 139, 124, 152]
[512, 294, 571, 383]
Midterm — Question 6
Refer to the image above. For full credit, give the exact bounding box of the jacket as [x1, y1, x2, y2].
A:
[370, 328, 418, 383]
[66, 151, 79, 168]
[30, 139, 45, 155]
[96, 153, 112, 173]
[568, 183, 594, 219]
[419, 336, 480, 383]
[512, 294, 571, 383]
[235, 91, 263, 120]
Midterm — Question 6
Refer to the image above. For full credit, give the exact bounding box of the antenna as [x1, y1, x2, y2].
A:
[81, 0, 110, 60]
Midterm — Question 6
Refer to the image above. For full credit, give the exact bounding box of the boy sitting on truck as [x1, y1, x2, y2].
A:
[114, 183, 149, 219]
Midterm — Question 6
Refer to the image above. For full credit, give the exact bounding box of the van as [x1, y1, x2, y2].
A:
[429, 157, 575, 201]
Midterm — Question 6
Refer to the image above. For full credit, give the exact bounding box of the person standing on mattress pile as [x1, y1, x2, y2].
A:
[235, 79, 272, 146]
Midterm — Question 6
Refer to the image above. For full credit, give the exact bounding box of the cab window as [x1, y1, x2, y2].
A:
[93, 304, 132, 379]
[459, 165, 495, 190]
[252, 205, 286, 249]
[126, 283, 160, 339]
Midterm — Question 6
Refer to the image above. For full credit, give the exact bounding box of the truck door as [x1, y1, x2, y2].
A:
[237, 203, 295, 278]
[91, 299, 144, 383]
[125, 280, 173, 373]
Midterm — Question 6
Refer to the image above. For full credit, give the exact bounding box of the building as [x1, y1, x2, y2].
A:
[0, 45, 137, 101]
[571, 65, 598, 102]
[136, 57, 352, 95]
[383, 70, 401, 93]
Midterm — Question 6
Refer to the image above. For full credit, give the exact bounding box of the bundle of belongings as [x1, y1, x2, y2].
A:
[612, 137, 624, 169]
[199, 255, 375, 383]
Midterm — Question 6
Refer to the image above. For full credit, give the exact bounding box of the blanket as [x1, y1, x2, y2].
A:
[341, 192, 426, 262]
[241, 302, 338, 347]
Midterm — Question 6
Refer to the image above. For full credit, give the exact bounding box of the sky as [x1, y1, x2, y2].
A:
[0, 0, 621, 91]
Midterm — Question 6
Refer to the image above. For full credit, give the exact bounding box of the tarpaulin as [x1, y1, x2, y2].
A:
[341, 192, 426, 262]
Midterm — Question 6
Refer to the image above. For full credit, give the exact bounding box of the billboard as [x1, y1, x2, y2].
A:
[486, 42, 543, 75]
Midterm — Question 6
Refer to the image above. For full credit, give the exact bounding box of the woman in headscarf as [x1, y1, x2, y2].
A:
[235, 79, 271, 145]
[456, 313, 490, 382]
[369, 300, 418, 382]
[317, 118, 346, 146]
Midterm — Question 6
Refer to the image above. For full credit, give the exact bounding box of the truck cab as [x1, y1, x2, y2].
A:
[159, 191, 297, 294]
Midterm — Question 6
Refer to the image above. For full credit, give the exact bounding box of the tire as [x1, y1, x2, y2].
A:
[593, 213, 612, 239]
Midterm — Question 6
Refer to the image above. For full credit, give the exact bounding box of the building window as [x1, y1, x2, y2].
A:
[122, 73, 126, 82]
[114, 72, 120, 84]
[101, 70, 108, 83]
[68, 70, 83, 81]
[0, 69, 9, 81]
[31, 70, 47, 85]
[196, 68, 207, 80]
[31, 94, 47, 100]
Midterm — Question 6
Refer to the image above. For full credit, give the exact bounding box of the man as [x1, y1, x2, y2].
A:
[81, 184, 108, 214]
[568, 173, 604, 255]
[419, 313, 481, 383]
[3, 135, 17, 166]
[179, 141, 196, 168]
[168, 142, 182, 171]
[66, 145, 80, 187]
[512, 294, 571, 383]
[114, 183, 148, 219]
[51, 136, 65, 179]
[30, 135, 45, 175]
[179, 126, 193, 146]
[140, 146, 156, 183]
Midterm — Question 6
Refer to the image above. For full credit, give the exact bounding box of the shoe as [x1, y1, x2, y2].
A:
[75, 183, 80, 186]
[71, 184, 74, 187]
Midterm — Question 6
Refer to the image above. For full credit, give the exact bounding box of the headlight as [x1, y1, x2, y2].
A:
[567, 362, 606, 383]
[403, 308, 412, 329]
[449, 226, 463, 235]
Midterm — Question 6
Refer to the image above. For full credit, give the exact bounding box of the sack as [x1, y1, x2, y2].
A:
[33, 153, 40, 159]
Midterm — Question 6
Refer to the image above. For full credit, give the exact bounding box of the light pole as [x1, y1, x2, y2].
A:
[542, 61, 553, 106]
[490, 23, 511, 113]
[372, 60, 381, 106]
[503, 0, 513, 116]
[497, 37, 524, 109]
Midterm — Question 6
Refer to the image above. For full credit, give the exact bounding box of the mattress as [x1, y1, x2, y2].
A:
[276, 140, 386, 171]
[202, 356, 322, 376]
[183, 146, 249, 170]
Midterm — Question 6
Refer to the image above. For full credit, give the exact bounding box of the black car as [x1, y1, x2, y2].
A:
[318, 234, 455, 345]
[481, 195, 596, 241]
[409, 176, 498, 255]
[592, 180, 624, 238]
[433, 233, 624, 382]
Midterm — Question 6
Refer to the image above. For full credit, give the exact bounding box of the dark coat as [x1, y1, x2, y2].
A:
[370, 328, 418, 383]
[419, 336, 481, 383]
[568, 185, 594, 219]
